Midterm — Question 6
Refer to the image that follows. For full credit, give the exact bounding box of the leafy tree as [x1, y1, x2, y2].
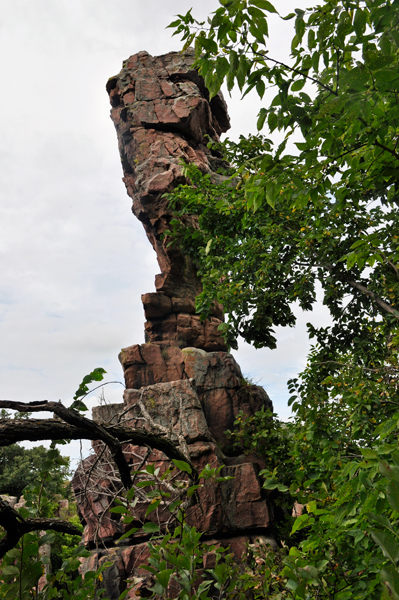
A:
[167, 1, 399, 598]
[0, 410, 71, 500]
[0, 442, 71, 500]
[168, 0, 399, 354]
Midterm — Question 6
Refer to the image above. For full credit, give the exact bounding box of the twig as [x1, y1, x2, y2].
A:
[252, 48, 338, 96]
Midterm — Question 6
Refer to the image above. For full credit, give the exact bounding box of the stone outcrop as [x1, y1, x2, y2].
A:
[119, 344, 272, 452]
[106, 48, 228, 351]
[71, 50, 275, 600]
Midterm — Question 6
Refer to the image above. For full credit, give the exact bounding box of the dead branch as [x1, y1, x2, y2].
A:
[0, 498, 81, 560]
[0, 400, 192, 468]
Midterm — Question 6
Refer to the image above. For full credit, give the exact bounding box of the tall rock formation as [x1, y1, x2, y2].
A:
[72, 50, 275, 599]
[106, 48, 228, 351]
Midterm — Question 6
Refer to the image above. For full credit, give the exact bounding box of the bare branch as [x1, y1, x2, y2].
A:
[0, 498, 81, 560]
[0, 399, 133, 490]
[0, 405, 190, 465]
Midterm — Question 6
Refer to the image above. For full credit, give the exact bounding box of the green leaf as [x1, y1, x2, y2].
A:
[146, 499, 161, 516]
[291, 79, 306, 92]
[218, 21, 232, 42]
[236, 54, 249, 90]
[197, 580, 213, 597]
[156, 569, 173, 589]
[308, 29, 316, 50]
[380, 461, 399, 482]
[375, 420, 398, 439]
[387, 480, 399, 512]
[199, 36, 218, 54]
[39, 533, 55, 545]
[167, 19, 182, 29]
[249, 0, 277, 13]
[353, 9, 367, 37]
[268, 111, 277, 131]
[187, 484, 201, 497]
[367, 512, 395, 532]
[380, 35, 392, 56]
[361, 448, 377, 460]
[143, 522, 160, 533]
[172, 459, 192, 474]
[136, 480, 154, 488]
[266, 183, 276, 208]
[291, 513, 312, 534]
[256, 79, 266, 99]
[109, 505, 127, 514]
[312, 51, 320, 72]
[381, 566, 399, 600]
[116, 528, 139, 543]
[215, 56, 230, 81]
[1, 566, 20, 576]
[257, 108, 267, 131]
[369, 529, 399, 565]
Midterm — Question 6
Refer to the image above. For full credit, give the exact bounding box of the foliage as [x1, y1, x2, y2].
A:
[0, 531, 52, 600]
[0, 370, 240, 600]
[70, 367, 107, 412]
[167, 0, 399, 353]
[165, 0, 399, 598]
[0, 443, 71, 500]
[369, 453, 399, 599]
[0, 438, 103, 600]
[222, 357, 399, 598]
[0, 409, 71, 500]
[0, 534, 107, 600]
[226, 406, 291, 479]
[142, 526, 226, 600]
[112, 462, 238, 600]
[48, 510, 83, 571]
[44, 545, 110, 600]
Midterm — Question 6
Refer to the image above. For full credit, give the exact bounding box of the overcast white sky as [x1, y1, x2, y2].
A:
[0, 0, 330, 464]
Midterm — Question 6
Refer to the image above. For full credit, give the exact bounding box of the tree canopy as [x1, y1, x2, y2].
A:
[166, 1, 399, 597]
[168, 0, 399, 357]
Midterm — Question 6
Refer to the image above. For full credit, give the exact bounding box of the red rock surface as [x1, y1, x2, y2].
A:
[107, 49, 229, 350]
[119, 344, 272, 450]
[73, 358, 272, 546]
[71, 50, 276, 600]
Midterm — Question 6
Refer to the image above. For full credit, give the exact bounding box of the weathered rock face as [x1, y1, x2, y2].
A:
[107, 49, 229, 351]
[71, 50, 276, 600]
[119, 344, 272, 451]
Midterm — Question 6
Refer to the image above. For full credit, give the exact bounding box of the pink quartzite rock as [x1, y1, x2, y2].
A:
[107, 49, 229, 350]
[72, 362, 272, 547]
[71, 50, 277, 600]
[118, 344, 273, 450]
[123, 379, 212, 444]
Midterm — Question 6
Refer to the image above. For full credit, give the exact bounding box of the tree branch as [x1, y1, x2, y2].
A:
[320, 264, 399, 320]
[0, 497, 81, 560]
[0, 402, 192, 467]
[0, 400, 133, 490]
[252, 48, 338, 96]
[345, 277, 399, 319]
[374, 140, 399, 162]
